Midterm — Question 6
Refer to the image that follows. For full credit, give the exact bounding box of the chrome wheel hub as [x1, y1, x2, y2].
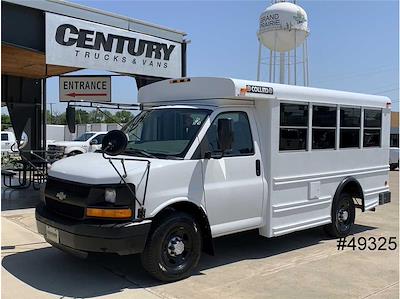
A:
[338, 210, 349, 222]
[167, 236, 185, 256]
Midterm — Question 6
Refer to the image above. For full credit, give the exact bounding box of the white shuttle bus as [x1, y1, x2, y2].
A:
[36, 77, 391, 281]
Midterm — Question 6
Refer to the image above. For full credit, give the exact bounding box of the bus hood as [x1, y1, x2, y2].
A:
[48, 152, 172, 185]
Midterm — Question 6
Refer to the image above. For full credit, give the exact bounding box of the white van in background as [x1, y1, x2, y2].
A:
[36, 77, 391, 282]
[1, 131, 16, 153]
[47, 131, 108, 158]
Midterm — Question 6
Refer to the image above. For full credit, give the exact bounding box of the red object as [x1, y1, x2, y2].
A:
[66, 92, 107, 97]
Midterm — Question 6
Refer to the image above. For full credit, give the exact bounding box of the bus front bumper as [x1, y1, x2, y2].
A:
[35, 202, 151, 256]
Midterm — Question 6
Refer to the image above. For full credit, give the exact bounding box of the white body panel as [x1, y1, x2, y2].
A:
[49, 77, 391, 239]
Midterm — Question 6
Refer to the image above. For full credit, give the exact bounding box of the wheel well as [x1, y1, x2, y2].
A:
[151, 201, 214, 255]
[334, 177, 365, 211]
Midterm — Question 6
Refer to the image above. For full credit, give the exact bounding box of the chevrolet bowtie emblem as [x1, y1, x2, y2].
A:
[56, 192, 67, 201]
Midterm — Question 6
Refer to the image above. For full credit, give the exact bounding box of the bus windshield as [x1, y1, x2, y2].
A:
[122, 108, 211, 159]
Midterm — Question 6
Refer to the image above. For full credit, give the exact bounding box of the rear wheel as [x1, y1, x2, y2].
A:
[324, 192, 355, 238]
[141, 212, 202, 282]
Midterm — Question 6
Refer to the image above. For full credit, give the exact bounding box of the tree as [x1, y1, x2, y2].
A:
[101, 110, 114, 123]
[115, 110, 133, 124]
[1, 114, 11, 130]
[54, 112, 66, 125]
[75, 109, 90, 124]
[88, 110, 102, 123]
[46, 110, 53, 124]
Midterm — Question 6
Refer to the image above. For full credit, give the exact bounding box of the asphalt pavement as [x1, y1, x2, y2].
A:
[1, 171, 399, 299]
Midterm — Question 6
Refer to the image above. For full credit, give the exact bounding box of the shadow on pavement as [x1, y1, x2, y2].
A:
[2, 223, 375, 298]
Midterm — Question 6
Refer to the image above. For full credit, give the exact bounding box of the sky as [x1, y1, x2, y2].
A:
[41, 0, 399, 113]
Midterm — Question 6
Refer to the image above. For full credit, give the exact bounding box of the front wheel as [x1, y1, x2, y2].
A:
[324, 192, 355, 238]
[141, 212, 202, 282]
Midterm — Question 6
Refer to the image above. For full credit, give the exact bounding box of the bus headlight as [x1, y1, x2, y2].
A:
[105, 188, 117, 203]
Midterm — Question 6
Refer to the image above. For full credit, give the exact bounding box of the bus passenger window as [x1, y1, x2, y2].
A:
[312, 105, 336, 149]
[363, 109, 382, 147]
[279, 103, 308, 151]
[340, 107, 361, 148]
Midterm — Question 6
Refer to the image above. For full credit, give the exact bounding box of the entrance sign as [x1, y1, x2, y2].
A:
[59, 76, 111, 102]
[46, 13, 182, 78]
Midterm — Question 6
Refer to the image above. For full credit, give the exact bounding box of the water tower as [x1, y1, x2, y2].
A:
[257, 0, 310, 86]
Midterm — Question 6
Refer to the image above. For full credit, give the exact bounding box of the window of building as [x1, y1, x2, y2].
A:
[340, 107, 361, 148]
[280, 103, 308, 151]
[312, 105, 336, 149]
[363, 109, 382, 147]
[200, 111, 254, 157]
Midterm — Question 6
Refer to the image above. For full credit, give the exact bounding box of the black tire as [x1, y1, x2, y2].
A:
[324, 192, 355, 238]
[390, 164, 397, 171]
[67, 151, 82, 157]
[140, 212, 202, 282]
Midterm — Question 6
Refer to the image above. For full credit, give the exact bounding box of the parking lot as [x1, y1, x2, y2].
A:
[1, 171, 399, 299]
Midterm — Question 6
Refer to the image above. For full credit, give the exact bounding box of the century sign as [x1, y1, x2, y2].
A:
[46, 13, 182, 78]
[59, 76, 111, 102]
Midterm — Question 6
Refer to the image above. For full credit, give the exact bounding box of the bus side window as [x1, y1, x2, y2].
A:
[312, 105, 336, 149]
[340, 107, 361, 148]
[363, 109, 382, 147]
[279, 103, 308, 151]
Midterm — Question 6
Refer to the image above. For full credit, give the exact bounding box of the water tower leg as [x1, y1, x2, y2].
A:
[302, 42, 307, 86]
[279, 52, 285, 84]
[287, 50, 291, 85]
[294, 34, 297, 85]
[257, 42, 262, 81]
[269, 49, 273, 82]
[305, 38, 309, 86]
[272, 51, 276, 83]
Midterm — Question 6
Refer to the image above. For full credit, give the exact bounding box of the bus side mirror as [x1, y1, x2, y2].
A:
[66, 106, 76, 133]
[101, 130, 127, 156]
[218, 118, 233, 153]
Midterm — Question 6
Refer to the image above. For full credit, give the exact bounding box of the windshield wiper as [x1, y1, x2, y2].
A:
[124, 149, 157, 158]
